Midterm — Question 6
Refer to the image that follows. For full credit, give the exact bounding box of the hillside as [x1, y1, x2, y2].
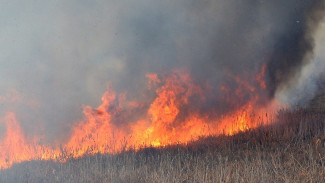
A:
[1, 107, 325, 183]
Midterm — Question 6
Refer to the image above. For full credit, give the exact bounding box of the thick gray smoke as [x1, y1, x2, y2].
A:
[266, 0, 325, 99]
[0, 0, 324, 142]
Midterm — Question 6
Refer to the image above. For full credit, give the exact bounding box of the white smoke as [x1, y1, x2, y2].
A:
[275, 19, 325, 106]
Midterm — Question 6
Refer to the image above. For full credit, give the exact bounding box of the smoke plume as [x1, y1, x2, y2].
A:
[0, 0, 324, 143]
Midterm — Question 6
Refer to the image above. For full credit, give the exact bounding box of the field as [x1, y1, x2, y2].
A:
[1, 107, 325, 183]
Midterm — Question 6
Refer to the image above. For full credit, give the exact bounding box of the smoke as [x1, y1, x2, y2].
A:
[275, 18, 325, 106]
[266, 0, 325, 101]
[0, 0, 324, 142]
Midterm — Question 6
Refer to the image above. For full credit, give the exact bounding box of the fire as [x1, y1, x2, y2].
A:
[0, 66, 280, 169]
[0, 112, 60, 169]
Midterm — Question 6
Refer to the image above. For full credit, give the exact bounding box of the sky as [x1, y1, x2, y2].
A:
[0, 0, 324, 142]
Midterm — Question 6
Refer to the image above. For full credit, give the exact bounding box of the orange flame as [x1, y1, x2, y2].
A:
[0, 112, 60, 169]
[0, 67, 280, 169]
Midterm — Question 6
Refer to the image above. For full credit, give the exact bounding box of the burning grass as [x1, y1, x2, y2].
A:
[1, 107, 325, 183]
[0, 68, 279, 169]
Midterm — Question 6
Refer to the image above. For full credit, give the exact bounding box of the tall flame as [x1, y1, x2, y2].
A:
[0, 66, 280, 169]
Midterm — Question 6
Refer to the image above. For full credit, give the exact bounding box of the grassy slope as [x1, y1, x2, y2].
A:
[1, 108, 325, 183]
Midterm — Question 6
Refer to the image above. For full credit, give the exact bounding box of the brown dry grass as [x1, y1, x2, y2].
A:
[1, 107, 325, 183]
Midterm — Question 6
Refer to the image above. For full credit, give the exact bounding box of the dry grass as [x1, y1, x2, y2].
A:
[1, 107, 325, 183]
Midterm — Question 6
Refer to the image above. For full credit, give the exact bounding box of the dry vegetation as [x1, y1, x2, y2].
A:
[1, 107, 325, 183]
